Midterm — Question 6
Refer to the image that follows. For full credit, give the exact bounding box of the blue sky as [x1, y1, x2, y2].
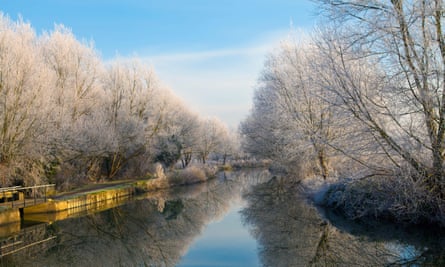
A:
[2, 0, 318, 127]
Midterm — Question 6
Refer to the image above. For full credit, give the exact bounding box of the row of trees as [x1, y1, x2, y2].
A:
[0, 14, 238, 189]
[241, 0, 445, 203]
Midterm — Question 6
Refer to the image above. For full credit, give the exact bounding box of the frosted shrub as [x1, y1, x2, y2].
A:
[202, 164, 218, 178]
[323, 174, 445, 227]
[167, 165, 208, 186]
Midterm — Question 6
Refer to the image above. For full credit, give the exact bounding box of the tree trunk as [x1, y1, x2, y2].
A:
[317, 148, 329, 180]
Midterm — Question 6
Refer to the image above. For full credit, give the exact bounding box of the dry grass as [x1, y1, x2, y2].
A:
[167, 165, 211, 186]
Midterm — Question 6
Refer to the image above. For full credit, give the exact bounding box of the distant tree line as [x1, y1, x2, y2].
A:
[241, 0, 445, 225]
[0, 14, 239, 189]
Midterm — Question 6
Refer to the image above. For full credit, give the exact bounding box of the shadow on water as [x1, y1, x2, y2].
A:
[1, 170, 444, 266]
[241, 177, 445, 266]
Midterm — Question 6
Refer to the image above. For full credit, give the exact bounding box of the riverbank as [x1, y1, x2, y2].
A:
[0, 163, 219, 224]
[300, 175, 445, 229]
[2, 169, 444, 266]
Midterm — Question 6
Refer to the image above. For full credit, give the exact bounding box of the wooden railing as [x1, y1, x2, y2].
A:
[0, 184, 55, 209]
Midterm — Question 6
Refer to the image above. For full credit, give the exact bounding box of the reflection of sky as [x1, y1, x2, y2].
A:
[177, 204, 259, 267]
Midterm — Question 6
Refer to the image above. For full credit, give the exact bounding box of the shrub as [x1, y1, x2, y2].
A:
[167, 165, 208, 186]
[323, 174, 445, 227]
[219, 164, 233, 171]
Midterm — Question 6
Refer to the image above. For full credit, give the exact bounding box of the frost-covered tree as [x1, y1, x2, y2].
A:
[314, 0, 445, 194]
[0, 15, 51, 185]
[41, 25, 102, 123]
[153, 94, 201, 168]
[196, 117, 227, 164]
[241, 38, 345, 177]
[215, 128, 240, 165]
[99, 60, 160, 178]
[38, 25, 108, 184]
[0, 13, 235, 188]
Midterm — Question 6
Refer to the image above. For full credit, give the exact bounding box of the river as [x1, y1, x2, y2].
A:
[0, 169, 444, 266]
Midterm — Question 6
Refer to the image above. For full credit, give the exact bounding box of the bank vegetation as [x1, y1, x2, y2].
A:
[241, 0, 445, 227]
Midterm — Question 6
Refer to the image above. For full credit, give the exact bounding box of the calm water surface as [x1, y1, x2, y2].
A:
[178, 204, 259, 267]
[0, 169, 444, 266]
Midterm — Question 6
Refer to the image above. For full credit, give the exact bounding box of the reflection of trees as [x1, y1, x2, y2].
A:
[2, 170, 270, 267]
[2, 170, 443, 266]
[322, 210, 445, 266]
[242, 177, 326, 266]
[241, 178, 444, 266]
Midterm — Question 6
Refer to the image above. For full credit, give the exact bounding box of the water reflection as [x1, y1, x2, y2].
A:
[178, 205, 259, 267]
[1, 170, 444, 266]
[241, 177, 445, 266]
[0, 170, 270, 267]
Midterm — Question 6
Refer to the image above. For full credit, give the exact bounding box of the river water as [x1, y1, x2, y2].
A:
[0, 169, 444, 266]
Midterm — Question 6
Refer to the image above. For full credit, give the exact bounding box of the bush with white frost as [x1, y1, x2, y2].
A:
[323, 175, 445, 227]
[167, 164, 216, 186]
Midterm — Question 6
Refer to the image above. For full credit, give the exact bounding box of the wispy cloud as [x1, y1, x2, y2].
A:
[146, 48, 267, 127]
[144, 45, 271, 63]
[114, 29, 296, 128]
